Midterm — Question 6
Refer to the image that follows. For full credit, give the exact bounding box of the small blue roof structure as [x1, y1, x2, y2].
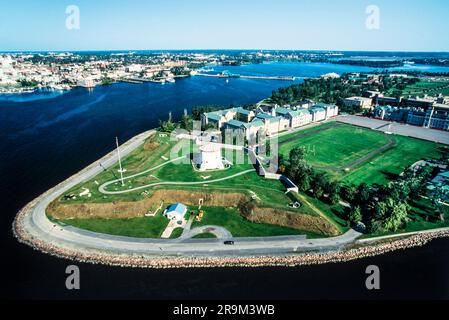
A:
[167, 203, 187, 214]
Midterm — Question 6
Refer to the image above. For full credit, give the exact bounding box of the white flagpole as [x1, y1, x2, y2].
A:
[116, 137, 125, 186]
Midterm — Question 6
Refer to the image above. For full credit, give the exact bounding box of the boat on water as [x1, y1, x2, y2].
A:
[166, 77, 175, 83]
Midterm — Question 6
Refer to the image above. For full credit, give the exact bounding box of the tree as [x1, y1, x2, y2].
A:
[311, 172, 328, 199]
[180, 114, 193, 131]
[349, 206, 362, 225]
[289, 146, 307, 163]
[356, 183, 371, 205]
[159, 112, 176, 132]
[373, 201, 388, 220]
[383, 202, 409, 231]
[285, 146, 313, 192]
[341, 184, 357, 202]
[326, 181, 341, 205]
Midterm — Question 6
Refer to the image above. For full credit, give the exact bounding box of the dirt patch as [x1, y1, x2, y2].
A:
[250, 207, 340, 236]
[143, 137, 160, 151]
[48, 189, 248, 219]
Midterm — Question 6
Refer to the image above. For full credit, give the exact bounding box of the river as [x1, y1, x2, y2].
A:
[1, 62, 449, 299]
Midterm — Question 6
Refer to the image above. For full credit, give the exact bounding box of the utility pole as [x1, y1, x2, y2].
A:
[116, 137, 125, 186]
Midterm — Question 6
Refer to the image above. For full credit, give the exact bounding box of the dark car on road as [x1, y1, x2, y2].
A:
[223, 240, 234, 245]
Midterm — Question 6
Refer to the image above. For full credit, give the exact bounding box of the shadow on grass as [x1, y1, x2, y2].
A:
[380, 170, 400, 181]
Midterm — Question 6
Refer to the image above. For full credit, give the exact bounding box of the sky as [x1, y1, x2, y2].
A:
[0, 0, 448, 52]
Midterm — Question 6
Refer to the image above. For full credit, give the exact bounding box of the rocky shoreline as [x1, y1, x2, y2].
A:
[13, 199, 449, 269]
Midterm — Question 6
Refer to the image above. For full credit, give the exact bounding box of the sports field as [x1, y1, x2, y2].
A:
[386, 79, 449, 97]
[278, 123, 443, 185]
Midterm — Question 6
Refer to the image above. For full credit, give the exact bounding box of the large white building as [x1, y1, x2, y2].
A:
[201, 102, 339, 141]
[193, 142, 225, 171]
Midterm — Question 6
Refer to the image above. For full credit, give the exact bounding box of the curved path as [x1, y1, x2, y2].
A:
[179, 225, 233, 241]
[15, 129, 363, 260]
[99, 167, 256, 194]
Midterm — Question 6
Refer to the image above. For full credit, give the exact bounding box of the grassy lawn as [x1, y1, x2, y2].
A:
[298, 193, 350, 234]
[192, 233, 217, 239]
[60, 214, 169, 238]
[340, 135, 442, 185]
[169, 227, 184, 239]
[279, 123, 443, 186]
[192, 206, 324, 238]
[279, 124, 390, 168]
[388, 80, 449, 98]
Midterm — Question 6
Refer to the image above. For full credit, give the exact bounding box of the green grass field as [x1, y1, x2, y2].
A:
[192, 233, 217, 239]
[60, 214, 169, 238]
[279, 124, 390, 168]
[279, 123, 442, 185]
[192, 206, 325, 238]
[386, 80, 449, 98]
[339, 135, 442, 185]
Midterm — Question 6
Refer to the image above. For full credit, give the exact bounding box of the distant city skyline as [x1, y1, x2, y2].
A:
[1, 0, 449, 52]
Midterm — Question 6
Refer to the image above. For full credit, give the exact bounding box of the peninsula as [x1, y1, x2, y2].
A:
[13, 71, 449, 268]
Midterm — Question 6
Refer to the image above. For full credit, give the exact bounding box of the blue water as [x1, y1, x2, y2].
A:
[1, 62, 449, 299]
[207, 61, 449, 77]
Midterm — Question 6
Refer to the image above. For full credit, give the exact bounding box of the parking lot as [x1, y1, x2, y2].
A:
[337, 115, 449, 145]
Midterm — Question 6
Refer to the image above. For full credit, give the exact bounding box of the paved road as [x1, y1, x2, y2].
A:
[337, 115, 449, 145]
[19, 129, 363, 258]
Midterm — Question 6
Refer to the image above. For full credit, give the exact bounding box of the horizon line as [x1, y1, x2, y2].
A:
[1, 49, 449, 54]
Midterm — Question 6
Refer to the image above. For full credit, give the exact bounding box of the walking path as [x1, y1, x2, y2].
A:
[179, 226, 233, 240]
[99, 168, 256, 194]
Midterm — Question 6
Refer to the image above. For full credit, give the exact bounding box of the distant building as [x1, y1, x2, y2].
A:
[374, 105, 409, 122]
[313, 103, 339, 119]
[235, 107, 255, 123]
[77, 77, 95, 88]
[224, 118, 265, 141]
[309, 107, 327, 122]
[294, 100, 314, 109]
[375, 101, 449, 131]
[363, 90, 383, 99]
[202, 101, 339, 142]
[274, 107, 310, 128]
[343, 96, 372, 109]
[256, 113, 286, 136]
[321, 72, 340, 79]
[201, 108, 237, 129]
[376, 96, 401, 107]
[164, 203, 187, 221]
[401, 97, 434, 109]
